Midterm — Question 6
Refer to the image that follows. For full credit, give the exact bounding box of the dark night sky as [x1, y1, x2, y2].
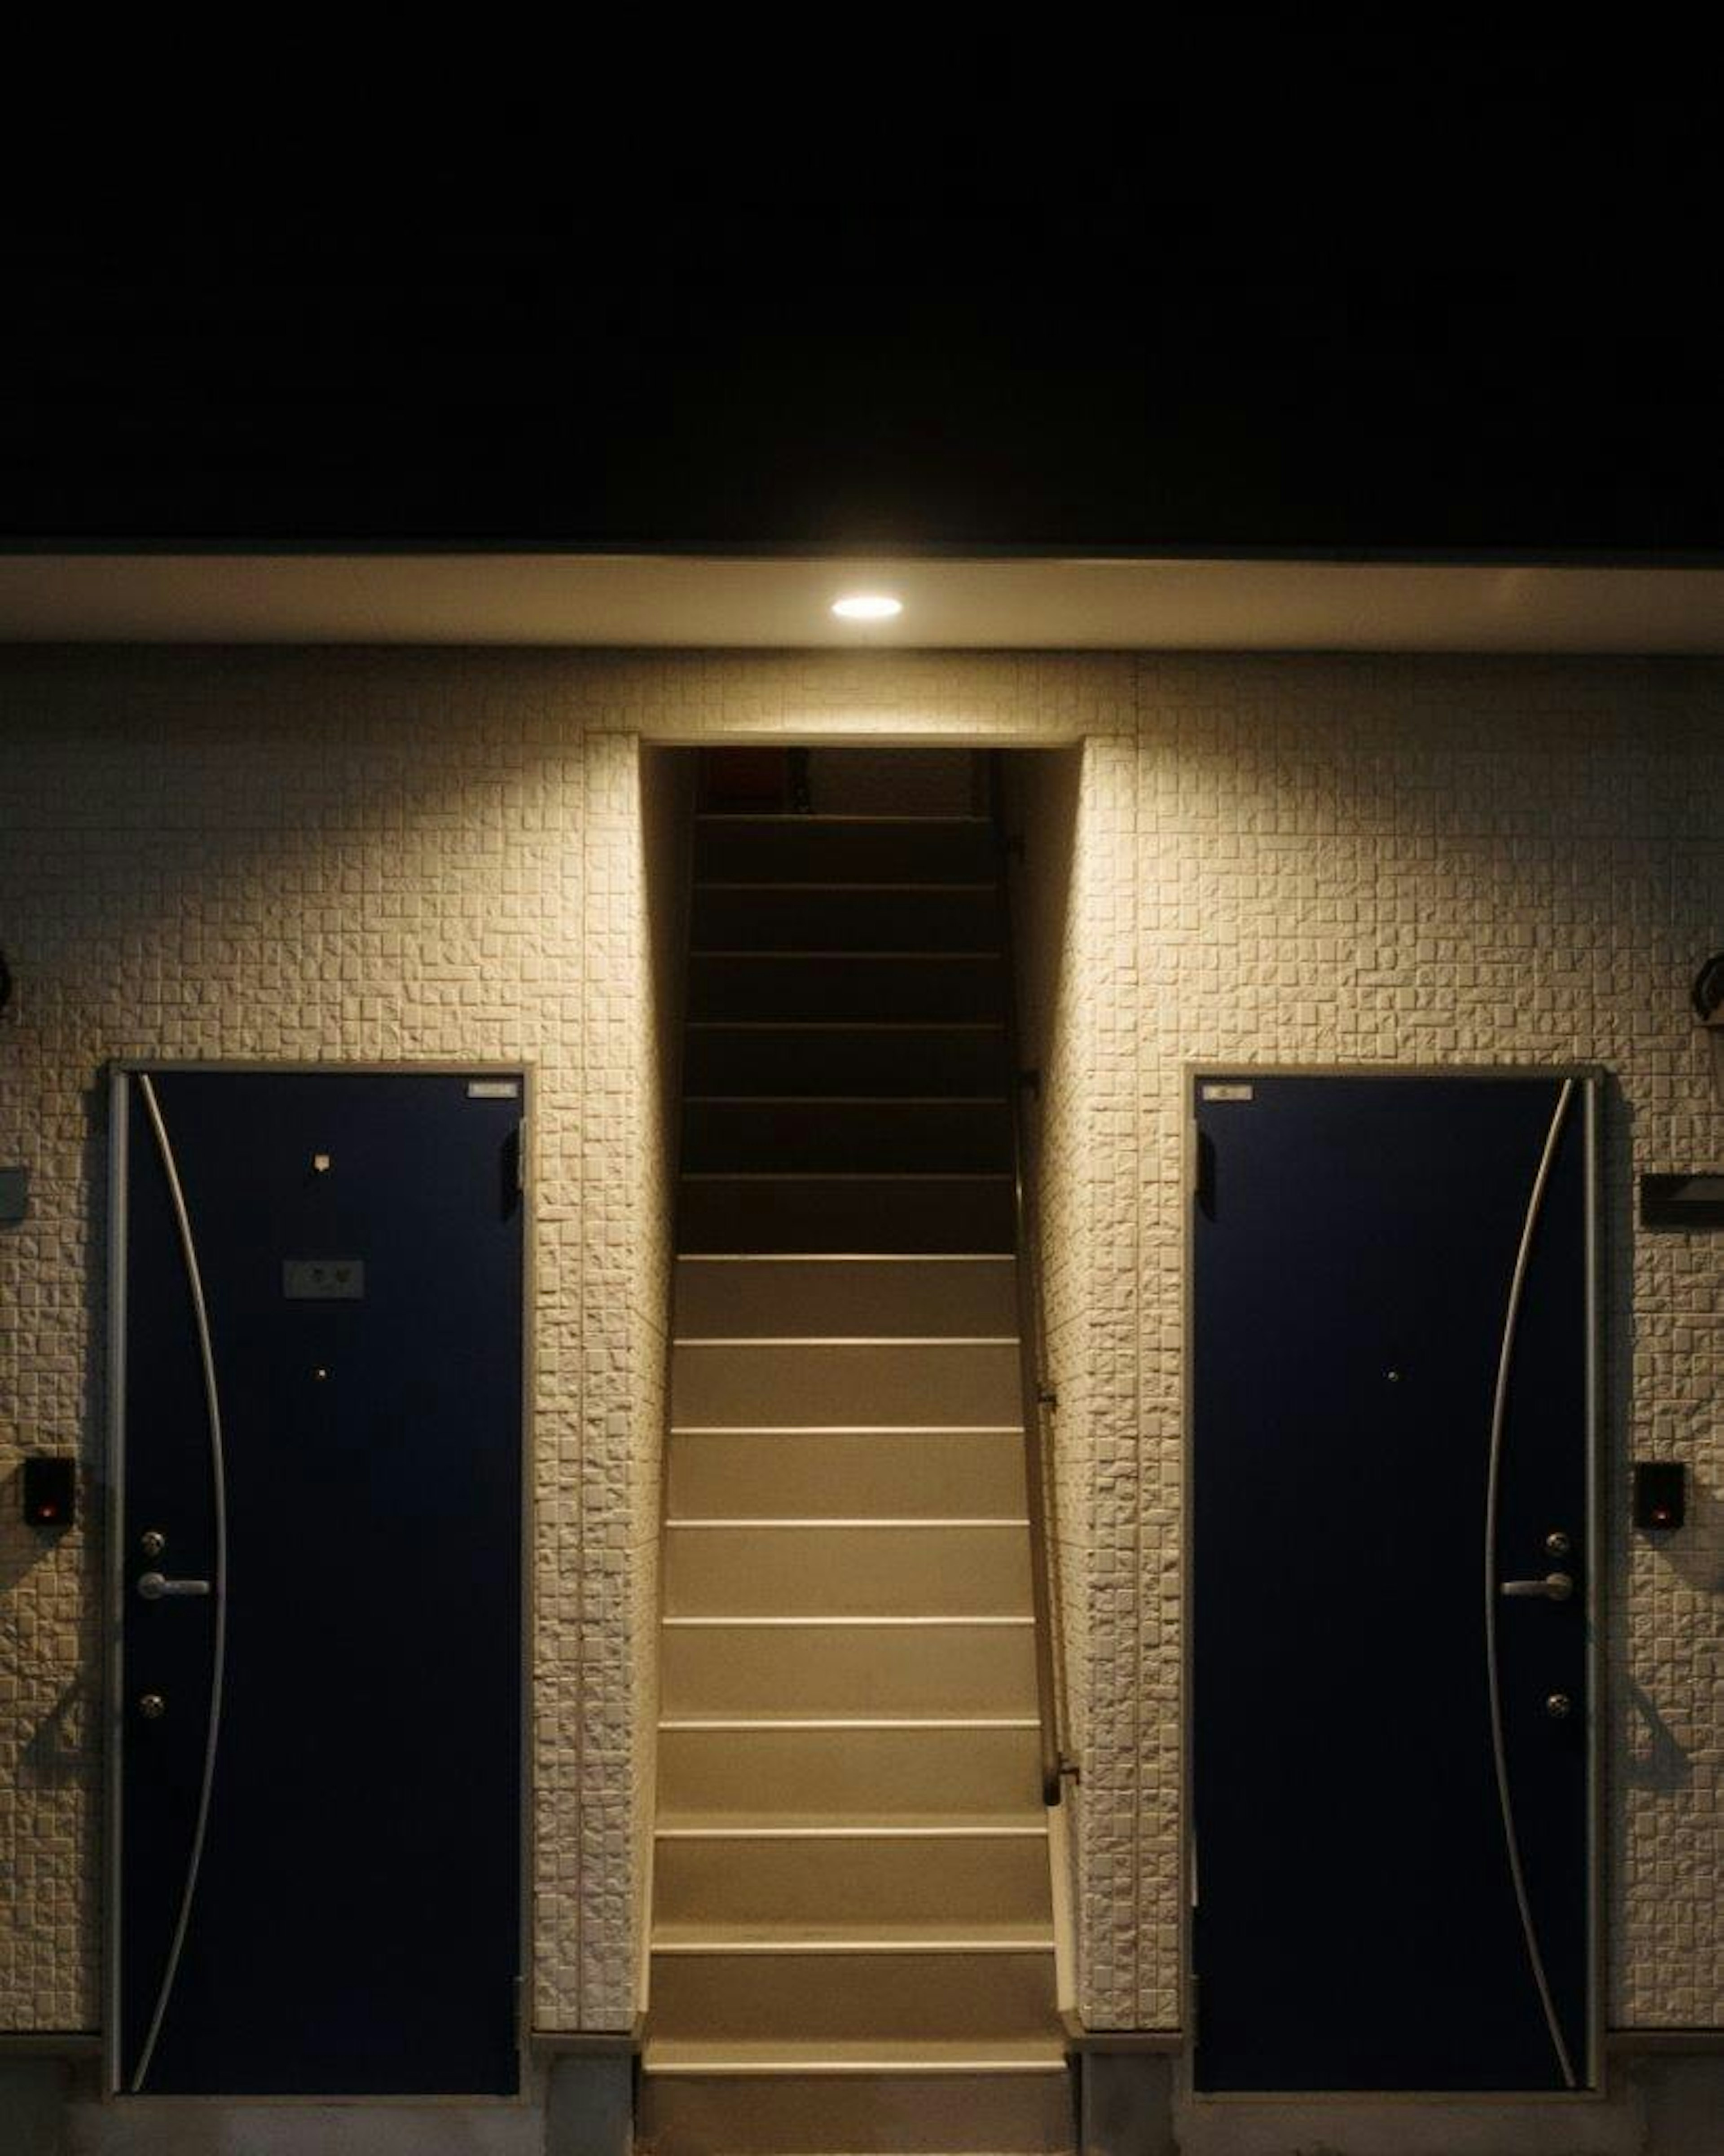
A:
[3, 66, 1718, 554]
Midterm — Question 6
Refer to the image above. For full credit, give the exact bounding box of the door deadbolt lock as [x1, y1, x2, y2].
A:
[1545, 1692, 1573, 1720]
[137, 1693, 166, 1720]
[139, 1530, 166, 1559]
[1544, 1530, 1572, 1558]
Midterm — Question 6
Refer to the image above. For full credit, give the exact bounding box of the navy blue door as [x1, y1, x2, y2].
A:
[1191, 1072, 1597, 2093]
[111, 1068, 525, 2096]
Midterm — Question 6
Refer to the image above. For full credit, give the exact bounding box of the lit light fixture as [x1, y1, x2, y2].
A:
[831, 593, 903, 622]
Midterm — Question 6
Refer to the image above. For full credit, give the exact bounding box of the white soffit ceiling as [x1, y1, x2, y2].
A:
[4, 553, 1724, 652]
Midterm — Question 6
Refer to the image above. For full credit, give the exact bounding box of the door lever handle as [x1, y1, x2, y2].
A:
[1499, 1571, 1574, 1602]
[136, 1571, 211, 1600]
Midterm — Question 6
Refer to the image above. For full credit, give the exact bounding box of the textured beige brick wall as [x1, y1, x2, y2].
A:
[1007, 742, 1163, 2018]
[0, 650, 666, 2032]
[1122, 658, 1721, 2029]
[0, 648, 1717, 2042]
[1005, 664, 1721, 2028]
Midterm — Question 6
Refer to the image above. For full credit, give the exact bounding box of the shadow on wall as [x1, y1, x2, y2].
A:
[1617, 1477, 1720, 1788]
[1654, 1475, 1724, 1597]
[998, 748, 1081, 1140]
[1621, 1673, 1694, 1794]
[18, 1677, 96, 1789]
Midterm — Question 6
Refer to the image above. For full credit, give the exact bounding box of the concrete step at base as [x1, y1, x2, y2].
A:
[661, 1618, 1038, 1717]
[657, 1723, 1042, 1816]
[668, 1429, 1027, 1520]
[649, 1944, 1059, 2044]
[640, 2052, 1072, 2156]
[653, 1831, 1052, 1928]
[671, 1341, 1020, 1428]
[674, 1257, 1018, 1339]
[663, 1523, 1033, 1618]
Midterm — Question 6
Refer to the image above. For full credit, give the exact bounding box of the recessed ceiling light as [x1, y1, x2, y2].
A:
[831, 593, 903, 622]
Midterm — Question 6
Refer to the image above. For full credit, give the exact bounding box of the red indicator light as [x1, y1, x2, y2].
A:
[1635, 1463, 1686, 1532]
[21, 1459, 75, 1529]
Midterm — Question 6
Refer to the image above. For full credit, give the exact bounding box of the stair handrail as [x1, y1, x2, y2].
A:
[989, 752, 1076, 1809]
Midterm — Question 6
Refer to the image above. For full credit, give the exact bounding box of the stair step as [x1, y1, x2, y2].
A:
[661, 1616, 1037, 1717]
[655, 1802, 1043, 1837]
[656, 1811, 1047, 1838]
[685, 1023, 1009, 1098]
[653, 781, 1060, 2133]
[673, 1257, 1019, 1339]
[670, 1340, 1021, 1428]
[650, 1942, 1057, 2043]
[689, 952, 1006, 1025]
[693, 816, 999, 885]
[679, 1174, 1015, 1254]
[682, 1098, 1013, 1174]
[664, 1522, 1033, 1617]
[692, 883, 1002, 952]
[646, 2037, 1067, 2074]
[654, 1922, 1052, 1953]
[639, 2049, 1072, 2156]
[668, 1428, 1027, 1519]
[653, 1830, 1051, 1928]
[663, 1715, 1037, 1730]
[657, 1722, 1042, 1816]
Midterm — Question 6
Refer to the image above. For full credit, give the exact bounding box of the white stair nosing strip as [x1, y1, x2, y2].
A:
[684, 1094, 1009, 1106]
[694, 949, 1003, 960]
[681, 1171, 1013, 1182]
[659, 1716, 1040, 1732]
[650, 1935, 1054, 1957]
[655, 1825, 1048, 1841]
[693, 878, 998, 890]
[678, 1249, 1015, 1259]
[662, 1614, 1035, 1628]
[672, 1416, 1026, 1433]
[676, 1252, 1016, 1265]
[684, 1020, 1006, 1031]
[673, 1335, 1019, 1347]
[665, 1517, 1032, 1531]
[646, 2055, 1066, 2078]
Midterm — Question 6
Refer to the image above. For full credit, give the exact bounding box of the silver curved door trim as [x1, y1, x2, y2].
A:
[128, 1074, 230, 2092]
[1483, 1076, 1577, 2091]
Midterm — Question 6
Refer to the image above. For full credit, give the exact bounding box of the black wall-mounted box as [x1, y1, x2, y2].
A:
[22, 1455, 75, 1529]
[1640, 1173, 1724, 1229]
[1633, 1461, 1685, 1532]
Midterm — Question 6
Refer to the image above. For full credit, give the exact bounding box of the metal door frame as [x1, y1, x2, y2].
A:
[104, 1059, 536, 2103]
[1180, 1062, 1605, 2103]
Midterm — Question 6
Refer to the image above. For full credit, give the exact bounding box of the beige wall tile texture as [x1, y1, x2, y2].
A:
[1118, 657, 1722, 2032]
[0, 648, 1717, 2046]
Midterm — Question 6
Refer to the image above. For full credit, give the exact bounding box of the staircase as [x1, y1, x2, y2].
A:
[640, 782, 1070, 2155]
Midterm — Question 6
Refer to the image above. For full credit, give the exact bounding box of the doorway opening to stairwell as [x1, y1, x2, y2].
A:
[639, 742, 1082, 2156]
